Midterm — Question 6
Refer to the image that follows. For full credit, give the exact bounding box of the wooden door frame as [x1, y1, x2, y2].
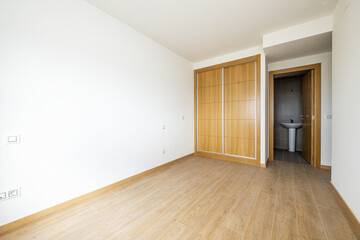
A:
[194, 54, 261, 167]
[269, 63, 321, 168]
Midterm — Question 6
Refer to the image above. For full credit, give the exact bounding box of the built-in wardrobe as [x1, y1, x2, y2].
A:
[195, 55, 261, 166]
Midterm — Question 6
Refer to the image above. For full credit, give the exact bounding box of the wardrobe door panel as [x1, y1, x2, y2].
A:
[224, 120, 255, 139]
[224, 138, 256, 158]
[224, 100, 255, 119]
[225, 62, 256, 84]
[224, 62, 256, 158]
[197, 69, 222, 153]
[224, 81, 256, 102]
[198, 120, 222, 137]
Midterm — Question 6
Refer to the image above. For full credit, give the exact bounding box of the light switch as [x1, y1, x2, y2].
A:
[5, 135, 20, 144]
[8, 136, 17, 142]
[327, 115, 332, 119]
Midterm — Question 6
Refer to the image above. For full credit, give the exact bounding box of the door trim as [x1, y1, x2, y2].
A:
[269, 63, 321, 168]
[194, 54, 261, 166]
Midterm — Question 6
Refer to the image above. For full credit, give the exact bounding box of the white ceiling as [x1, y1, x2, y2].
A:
[86, 0, 338, 62]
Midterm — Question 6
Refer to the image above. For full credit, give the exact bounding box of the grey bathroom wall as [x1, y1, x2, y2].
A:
[274, 76, 303, 151]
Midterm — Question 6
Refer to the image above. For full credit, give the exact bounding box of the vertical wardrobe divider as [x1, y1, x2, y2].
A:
[222, 68, 225, 155]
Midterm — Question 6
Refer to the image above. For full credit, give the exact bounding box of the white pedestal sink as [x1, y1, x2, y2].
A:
[280, 122, 302, 152]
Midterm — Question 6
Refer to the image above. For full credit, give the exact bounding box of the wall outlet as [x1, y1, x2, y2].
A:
[181, 116, 185, 120]
[162, 149, 166, 154]
[8, 189, 19, 198]
[162, 125, 166, 130]
[0, 192, 6, 201]
[0, 187, 21, 201]
[6, 187, 21, 200]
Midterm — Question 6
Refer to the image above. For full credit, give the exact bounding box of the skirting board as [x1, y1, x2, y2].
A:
[329, 182, 360, 232]
[320, 165, 331, 170]
[195, 151, 259, 166]
[260, 158, 269, 168]
[0, 153, 194, 235]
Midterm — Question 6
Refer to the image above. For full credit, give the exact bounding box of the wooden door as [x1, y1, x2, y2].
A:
[224, 62, 256, 158]
[301, 70, 313, 164]
[197, 69, 222, 153]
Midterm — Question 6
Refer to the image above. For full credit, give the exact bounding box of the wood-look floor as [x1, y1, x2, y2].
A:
[1, 154, 360, 240]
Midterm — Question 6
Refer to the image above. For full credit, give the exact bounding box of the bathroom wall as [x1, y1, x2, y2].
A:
[274, 76, 303, 151]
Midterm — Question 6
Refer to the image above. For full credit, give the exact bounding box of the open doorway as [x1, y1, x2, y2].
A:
[269, 64, 321, 168]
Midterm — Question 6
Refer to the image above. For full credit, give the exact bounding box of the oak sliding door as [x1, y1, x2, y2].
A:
[224, 62, 256, 158]
[195, 55, 260, 166]
[197, 69, 223, 153]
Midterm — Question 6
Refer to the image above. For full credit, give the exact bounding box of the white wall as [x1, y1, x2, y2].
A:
[264, 54, 269, 161]
[332, 0, 360, 221]
[193, 46, 268, 165]
[268, 52, 333, 166]
[263, 16, 333, 48]
[0, 0, 194, 226]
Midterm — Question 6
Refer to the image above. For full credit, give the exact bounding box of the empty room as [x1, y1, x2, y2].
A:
[1, 0, 360, 239]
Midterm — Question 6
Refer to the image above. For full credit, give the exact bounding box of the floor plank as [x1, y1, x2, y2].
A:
[318, 206, 357, 240]
[271, 213, 299, 240]
[1, 154, 359, 240]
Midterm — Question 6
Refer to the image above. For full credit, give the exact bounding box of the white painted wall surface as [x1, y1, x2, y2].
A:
[331, 0, 360, 221]
[268, 52, 332, 166]
[0, 0, 194, 226]
[193, 46, 268, 165]
[261, 52, 268, 164]
[265, 59, 269, 161]
[263, 16, 333, 48]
